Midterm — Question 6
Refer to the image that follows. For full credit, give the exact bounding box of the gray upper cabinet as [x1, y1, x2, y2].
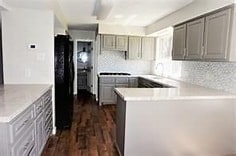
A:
[128, 37, 155, 60]
[141, 37, 155, 60]
[116, 36, 128, 51]
[102, 35, 116, 50]
[102, 35, 128, 51]
[172, 24, 186, 60]
[186, 18, 205, 60]
[172, 6, 235, 62]
[204, 8, 232, 61]
[128, 36, 142, 59]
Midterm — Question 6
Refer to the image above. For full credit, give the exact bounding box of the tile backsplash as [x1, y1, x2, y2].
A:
[98, 50, 152, 74]
[152, 60, 236, 93]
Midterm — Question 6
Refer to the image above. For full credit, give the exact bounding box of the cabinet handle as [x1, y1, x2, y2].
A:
[23, 142, 30, 152]
[183, 48, 187, 58]
[16, 117, 31, 132]
[201, 46, 205, 58]
[37, 105, 42, 111]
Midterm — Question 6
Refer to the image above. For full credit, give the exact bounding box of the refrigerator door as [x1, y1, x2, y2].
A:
[55, 35, 74, 129]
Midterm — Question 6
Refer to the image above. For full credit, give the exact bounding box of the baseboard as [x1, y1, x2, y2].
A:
[52, 127, 57, 135]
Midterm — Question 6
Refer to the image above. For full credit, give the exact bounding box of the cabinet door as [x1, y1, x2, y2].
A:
[11, 125, 35, 156]
[172, 24, 186, 60]
[101, 84, 116, 103]
[116, 77, 129, 84]
[186, 18, 205, 60]
[128, 37, 142, 59]
[128, 78, 138, 87]
[35, 114, 44, 155]
[141, 37, 155, 60]
[102, 35, 116, 50]
[116, 36, 128, 51]
[204, 8, 232, 60]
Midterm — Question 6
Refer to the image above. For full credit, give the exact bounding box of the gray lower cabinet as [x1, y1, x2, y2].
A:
[11, 124, 36, 156]
[100, 84, 116, 104]
[35, 113, 44, 155]
[0, 89, 52, 156]
[99, 77, 138, 105]
[116, 96, 126, 156]
[128, 77, 138, 87]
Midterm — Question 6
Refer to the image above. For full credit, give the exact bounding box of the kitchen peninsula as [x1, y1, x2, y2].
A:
[115, 75, 236, 156]
[0, 85, 53, 156]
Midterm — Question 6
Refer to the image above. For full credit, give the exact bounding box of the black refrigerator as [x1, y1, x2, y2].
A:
[55, 35, 74, 129]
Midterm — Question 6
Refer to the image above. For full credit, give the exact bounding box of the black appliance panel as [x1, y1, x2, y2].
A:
[55, 35, 74, 129]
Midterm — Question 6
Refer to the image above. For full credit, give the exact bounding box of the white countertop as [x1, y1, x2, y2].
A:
[0, 84, 52, 122]
[115, 75, 236, 101]
[98, 74, 139, 78]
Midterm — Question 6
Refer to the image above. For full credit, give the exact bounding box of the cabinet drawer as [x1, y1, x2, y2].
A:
[34, 98, 43, 117]
[116, 77, 129, 84]
[100, 77, 115, 84]
[43, 89, 52, 107]
[116, 84, 129, 88]
[44, 110, 52, 127]
[45, 117, 53, 140]
[44, 102, 52, 120]
[10, 106, 34, 143]
[11, 124, 35, 156]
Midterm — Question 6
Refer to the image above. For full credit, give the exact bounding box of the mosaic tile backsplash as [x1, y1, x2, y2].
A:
[98, 50, 152, 74]
[152, 60, 236, 93]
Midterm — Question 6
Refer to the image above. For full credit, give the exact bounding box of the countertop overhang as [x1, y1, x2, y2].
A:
[0, 84, 52, 122]
[114, 75, 236, 101]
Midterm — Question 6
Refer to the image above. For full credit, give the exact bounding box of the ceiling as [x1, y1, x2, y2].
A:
[3, 0, 194, 30]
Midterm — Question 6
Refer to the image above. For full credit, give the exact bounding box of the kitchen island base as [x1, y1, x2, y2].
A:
[116, 96, 236, 156]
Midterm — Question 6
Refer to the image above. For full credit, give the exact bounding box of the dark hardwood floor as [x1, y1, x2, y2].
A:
[42, 91, 119, 156]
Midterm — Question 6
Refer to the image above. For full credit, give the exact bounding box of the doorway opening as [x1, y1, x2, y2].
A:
[77, 41, 93, 95]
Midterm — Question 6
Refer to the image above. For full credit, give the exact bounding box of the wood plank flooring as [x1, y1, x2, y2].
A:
[42, 91, 119, 156]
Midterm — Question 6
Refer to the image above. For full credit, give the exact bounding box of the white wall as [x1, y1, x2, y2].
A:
[52, 0, 68, 30]
[99, 23, 146, 36]
[54, 27, 66, 36]
[69, 30, 96, 95]
[69, 30, 96, 41]
[146, 0, 234, 34]
[2, 8, 55, 132]
[2, 9, 54, 84]
[152, 29, 236, 94]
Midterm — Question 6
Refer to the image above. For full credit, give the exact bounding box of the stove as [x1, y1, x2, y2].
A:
[99, 72, 131, 75]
